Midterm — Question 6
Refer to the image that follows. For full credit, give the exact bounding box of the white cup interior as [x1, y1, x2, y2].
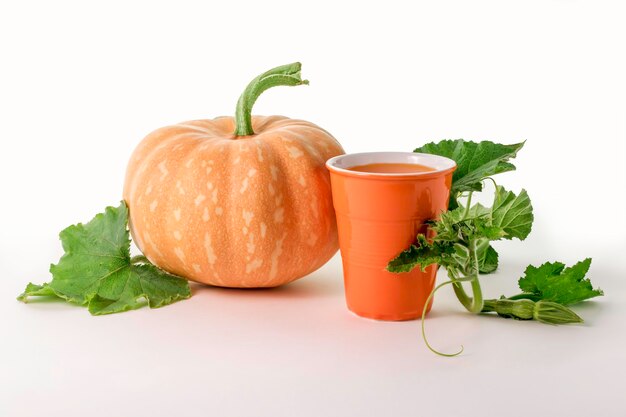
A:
[326, 152, 456, 176]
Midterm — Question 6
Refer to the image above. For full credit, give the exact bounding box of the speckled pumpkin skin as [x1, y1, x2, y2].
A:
[123, 115, 344, 287]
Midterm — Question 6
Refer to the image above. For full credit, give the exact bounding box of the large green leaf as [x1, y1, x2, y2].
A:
[479, 245, 499, 274]
[18, 202, 191, 315]
[490, 186, 533, 240]
[415, 139, 524, 209]
[517, 258, 602, 306]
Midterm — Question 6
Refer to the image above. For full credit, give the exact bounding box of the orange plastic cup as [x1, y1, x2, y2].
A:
[326, 152, 456, 321]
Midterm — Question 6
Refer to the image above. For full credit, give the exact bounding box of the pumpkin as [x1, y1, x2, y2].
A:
[123, 63, 344, 288]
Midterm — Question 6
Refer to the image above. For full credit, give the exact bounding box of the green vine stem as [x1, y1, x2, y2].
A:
[467, 239, 485, 313]
[449, 239, 484, 314]
[482, 298, 535, 319]
[451, 277, 484, 313]
[449, 268, 472, 308]
[421, 276, 476, 357]
[463, 191, 473, 219]
[234, 62, 309, 136]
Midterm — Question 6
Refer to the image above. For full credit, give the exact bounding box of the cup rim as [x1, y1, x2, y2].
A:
[326, 152, 457, 179]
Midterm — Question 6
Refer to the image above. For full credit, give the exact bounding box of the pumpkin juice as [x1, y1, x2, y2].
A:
[348, 163, 435, 173]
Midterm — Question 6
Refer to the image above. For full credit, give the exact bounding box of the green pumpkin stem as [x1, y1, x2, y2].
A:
[234, 62, 309, 136]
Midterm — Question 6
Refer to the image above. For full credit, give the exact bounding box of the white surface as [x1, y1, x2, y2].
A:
[1, 1, 625, 416]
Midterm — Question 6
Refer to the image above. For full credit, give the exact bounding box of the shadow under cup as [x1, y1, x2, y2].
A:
[326, 152, 456, 321]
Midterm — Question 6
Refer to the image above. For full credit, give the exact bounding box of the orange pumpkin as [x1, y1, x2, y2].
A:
[123, 63, 344, 287]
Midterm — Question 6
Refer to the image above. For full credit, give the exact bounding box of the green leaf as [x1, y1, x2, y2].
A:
[431, 210, 465, 242]
[435, 187, 532, 243]
[490, 186, 533, 240]
[387, 235, 454, 273]
[18, 202, 191, 315]
[420, 187, 531, 277]
[517, 258, 602, 305]
[17, 283, 56, 301]
[479, 245, 499, 274]
[414, 139, 525, 209]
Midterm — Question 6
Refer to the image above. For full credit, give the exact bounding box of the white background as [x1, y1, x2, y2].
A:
[1, 1, 625, 416]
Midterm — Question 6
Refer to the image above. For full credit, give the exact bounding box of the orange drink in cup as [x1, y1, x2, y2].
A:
[326, 152, 456, 321]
